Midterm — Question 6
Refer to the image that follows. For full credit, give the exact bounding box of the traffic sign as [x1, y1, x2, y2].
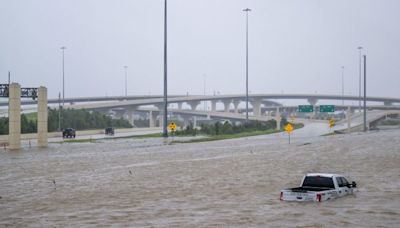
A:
[284, 123, 294, 144]
[298, 105, 314, 113]
[329, 119, 335, 128]
[284, 123, 294, 133]
[168, 122, 177, 131]
[320, 105, 335, 113]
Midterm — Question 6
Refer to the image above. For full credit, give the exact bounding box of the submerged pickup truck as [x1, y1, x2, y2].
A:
[280, 173, 357, 202]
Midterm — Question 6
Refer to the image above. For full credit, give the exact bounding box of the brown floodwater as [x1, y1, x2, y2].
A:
[0, 126, 399, 227]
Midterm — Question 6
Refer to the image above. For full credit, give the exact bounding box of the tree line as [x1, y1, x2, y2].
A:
[174, 118, 287, 136]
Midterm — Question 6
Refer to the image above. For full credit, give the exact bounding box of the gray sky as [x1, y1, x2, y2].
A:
[1, 0, 399, 99]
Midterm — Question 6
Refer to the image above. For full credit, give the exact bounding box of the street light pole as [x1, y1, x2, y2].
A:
[363, 55, 367, 132]
[124, 66, 128, 97]
[243, 8, 251, 122]
[357, 46, 363, 112]
[341, 66, 344, 106]
[60, 46, 66, 106]
[203, 74, 206, 111]
[162, 0, 168, 137]
[58, 92, 61, 131]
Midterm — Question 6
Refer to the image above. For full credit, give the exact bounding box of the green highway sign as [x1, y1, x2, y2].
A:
[320, 105, 335, 112]
[298, 105, 314, 113]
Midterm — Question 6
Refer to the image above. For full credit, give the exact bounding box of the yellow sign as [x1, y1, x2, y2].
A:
[329, 119, 335, 128]
[168, 122, 177, 131]
[284, 123, 294, 133]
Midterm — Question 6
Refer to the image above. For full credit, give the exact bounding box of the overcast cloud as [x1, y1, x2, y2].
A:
[0, 0, 399, 99]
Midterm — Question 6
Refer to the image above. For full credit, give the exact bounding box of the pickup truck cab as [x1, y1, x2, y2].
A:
[280, 173, 357, 202]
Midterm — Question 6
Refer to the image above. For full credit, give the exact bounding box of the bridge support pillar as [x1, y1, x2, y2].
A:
[9, 83, 21, 150]
[275, 107, 281, 130]
[182, 116, 190, 128]
[223, 100, 232, 112]
[149, 111, 157, 128]
[155, 104, 164, 111]
[192, 116, 197, 128]
[384, 101, 393, 106]
[211, 100, 217, 112]
[37, 87, 48, 147]
[158, 114, 163, 128]
[347, 106, 351, 133]
[307, 98, 318, 119]
[188, 101, 200, 111]
[127, 110, 135, 127]
[177, 102, 183, 110]
[233, 100, 241, 113]
[250, 99, 262, 117]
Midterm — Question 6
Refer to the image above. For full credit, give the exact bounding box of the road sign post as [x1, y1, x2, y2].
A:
[329, 118, 335, 129]
[284, 123, 294, 144]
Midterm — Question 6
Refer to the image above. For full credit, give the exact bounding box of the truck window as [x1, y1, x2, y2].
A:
[340, 177, 349, 186]
[336, 177, 344, 187]
[302, 176, 335, 188]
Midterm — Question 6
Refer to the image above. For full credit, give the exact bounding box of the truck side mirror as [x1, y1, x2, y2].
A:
[351, 181, 357, 188]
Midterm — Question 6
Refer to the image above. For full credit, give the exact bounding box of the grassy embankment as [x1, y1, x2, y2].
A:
[172, 123, 304, 143]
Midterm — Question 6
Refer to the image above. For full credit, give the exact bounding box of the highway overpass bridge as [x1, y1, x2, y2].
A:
[1, 93, 399, 132]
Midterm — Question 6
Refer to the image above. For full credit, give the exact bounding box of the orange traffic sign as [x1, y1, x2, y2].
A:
[168, 122, 177, 131]
[284, 123, 294, 133]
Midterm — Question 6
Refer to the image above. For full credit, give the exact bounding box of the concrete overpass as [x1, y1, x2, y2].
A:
[4, 94, 400, 109]
[43, 93, 400, 115]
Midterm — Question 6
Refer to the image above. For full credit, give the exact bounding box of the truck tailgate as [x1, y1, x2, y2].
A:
[280, 191, 317, 202]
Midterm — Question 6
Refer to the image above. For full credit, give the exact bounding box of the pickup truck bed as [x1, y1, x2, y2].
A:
[289, 187, 334, 192]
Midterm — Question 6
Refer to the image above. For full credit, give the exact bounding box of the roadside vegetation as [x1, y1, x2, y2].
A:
[171, 117, 304, 143]
[0, 108, 132, 135]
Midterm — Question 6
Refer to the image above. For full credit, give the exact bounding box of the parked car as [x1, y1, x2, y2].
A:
[105, 127, 114, 136]
[62, 128, 76, 138]
[280, 173, 357, 202]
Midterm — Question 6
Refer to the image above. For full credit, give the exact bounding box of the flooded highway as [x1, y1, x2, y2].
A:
[0, 125, 399, 227]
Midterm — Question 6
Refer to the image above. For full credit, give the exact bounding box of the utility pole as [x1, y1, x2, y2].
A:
[203, 74, 206, 111]
[341, 66, 344, 106]
[60, 46, 66, 106]
[162, 0, 168, 137]
[124, 66, 128, 97]
[358, 46, 363, 112]
[243, 8, 251, 122]
[58, 92, 61, 131]
[8, 71, 10, 85]
[363, 55, 367, 132]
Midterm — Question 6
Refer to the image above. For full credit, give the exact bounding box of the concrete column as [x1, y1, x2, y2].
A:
[183, 116, 190, 128]
[347, 106, 351, 133]
[211, 100, 217, 112]
[250, 99, 262, 117]
[223, 100, 232, 113]
[158, 114, 163, 128]
[9, 83, 21, 150]
[188, 101, 201, 111]
[384, 101, 393, 106]
[37, 87, 48, 147]
[177, 102, 183, 110]
[275, 107, 281, 130]
[233, 100, 241, 113]
[155, 104, 164, 111]
[192, 116, 197, 128]
[149, 111, 157, 128]
[307, 98, 318, 119]
[128, 110, 135, 127]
